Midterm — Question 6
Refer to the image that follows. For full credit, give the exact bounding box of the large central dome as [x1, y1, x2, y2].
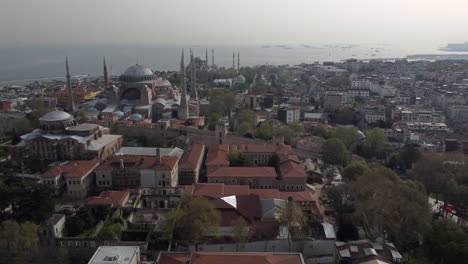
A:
[39, 110, 72, 122]
[119, 64, 157, 82]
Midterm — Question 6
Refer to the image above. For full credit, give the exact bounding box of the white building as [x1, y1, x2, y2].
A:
[88, 246, 140, 264]
[406, 122, 449, 132]
[278, 108, 300, 124]
[446, 105, 468, 122]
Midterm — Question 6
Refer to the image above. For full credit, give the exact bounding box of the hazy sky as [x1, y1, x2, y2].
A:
[1, 0, 468, 47]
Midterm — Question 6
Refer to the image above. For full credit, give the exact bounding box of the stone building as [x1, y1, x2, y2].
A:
[39, 214, 66, 247]
[178, 141, 205, 185]
[94, 153, 179, 190]
[205, 143, 307, 191]
[40, 159, 100, 197]
[11, 110, 122, 168]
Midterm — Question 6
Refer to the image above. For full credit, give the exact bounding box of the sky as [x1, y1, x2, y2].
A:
[1, 0, 468, 47]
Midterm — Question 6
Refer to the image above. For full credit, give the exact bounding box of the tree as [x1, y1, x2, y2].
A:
[425, 219, 468, 264]
[232, 217, 249, 251]
[165, 194, 221, 248]
[343, 161, 370, 181]
[0, 177, 55, 223]
[237, 109, 256, 126]
[364, 128, 388, 158]
[331, 126, 358, 148]
[228, 151, 255, 167]
[207, 113, 221, 131]
[400, 143, 422, 170]
[252, 79, 269, 95]
[288, 121, 305, 136]
[0, 220, 38, 259]
[321, 138, 349, 166]
[279, 198, 306, 252]
[351, 166, 431, 250]
[275, 126, 295, 144]
[75, 110, 89, 123]
[210, 89, 236, 116]
[238, 122, 253, 137]
[314, 123, 331, 139]
[255, 123, 274, 140]
[412, 155, 451, 201]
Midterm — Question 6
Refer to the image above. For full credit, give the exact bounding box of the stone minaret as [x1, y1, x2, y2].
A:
[179, 50, 189, 120]
[205, 48, 208, 65]
[232, 52, 235, 69]
[237, 51, 240, 71]
[103, 56, 109, 90]
[66, 57, 76, 113]
[211, 48, 214, 66]
[190, 49, 198, 100]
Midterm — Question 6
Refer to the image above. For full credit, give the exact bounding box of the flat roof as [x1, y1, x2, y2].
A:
[88, 246, 139, 264]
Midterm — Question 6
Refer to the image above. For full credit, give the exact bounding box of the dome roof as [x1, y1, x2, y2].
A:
[39, 110, 73, 122]
[355, 130, 366, 139]
[123, 64, 153, 76]
[119, 64, 157, 82]
[129, 113, 143, 121]
[113, 111, 124, 117]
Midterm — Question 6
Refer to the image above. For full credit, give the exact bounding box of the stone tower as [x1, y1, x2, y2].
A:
[65, 57, 76, 113]
[190, 49, 198, 100]
[103, 56, 109, 90]
[211, 48, 214, 66]
[215, 120, 229, 144]
[179, 50, 189, 120]
[232, 52, 235, 69]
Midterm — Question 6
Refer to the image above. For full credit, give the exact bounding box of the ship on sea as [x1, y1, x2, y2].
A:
[440, 42, 468, 52]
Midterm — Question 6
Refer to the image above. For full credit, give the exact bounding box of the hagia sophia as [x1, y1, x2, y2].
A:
[11, 49, 235, 169]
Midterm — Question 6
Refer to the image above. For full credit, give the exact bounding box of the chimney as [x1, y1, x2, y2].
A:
[120, 159, 124, 168]
[156, 148, 161, 164]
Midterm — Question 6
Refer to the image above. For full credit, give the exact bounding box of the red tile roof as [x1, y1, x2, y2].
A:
[207, 167, 277, 178]
[184, 184, 315, 202]
[97, 155, 178, 171]
[182, 183, 250, 198]
[41, 160, 99, 179]
[205, 144, 295, 167]
[159, 252, 303, 264]
[85, 190, 130, 207]
[179, 142, 205, 169]
[250, 189, 281, 200]
[279, 160, 307, 178]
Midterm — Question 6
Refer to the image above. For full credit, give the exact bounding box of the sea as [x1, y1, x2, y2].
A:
[0, 43, 455, 86]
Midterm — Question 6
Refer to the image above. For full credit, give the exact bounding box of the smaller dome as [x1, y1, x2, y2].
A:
[129, 113, 143, 121]
[39, 110, 72, 122]
[113, 111, 124, 117]
[355, 130, 366, 139]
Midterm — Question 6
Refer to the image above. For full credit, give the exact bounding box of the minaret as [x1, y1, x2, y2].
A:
[232, 52, 235, 69]
[237, 51, 240, 72]
[103, 56, 109, 90]
[66, 57, 76, 113]
[205, 48, 208, 66]
[179, 49, 189, 120]
[211, 48, 214, 66]
[190, 49, 198, 100]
